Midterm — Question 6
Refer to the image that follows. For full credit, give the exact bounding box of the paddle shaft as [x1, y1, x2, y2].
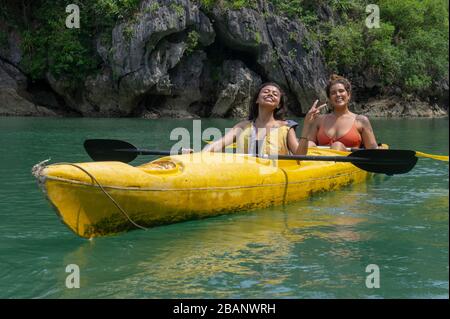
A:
[268, 154, 392, 164]
[119, 148, 371, 162]
[119, 148, 404, 165]
[116, 148, 180, 156]
[84, 139, 419, 175]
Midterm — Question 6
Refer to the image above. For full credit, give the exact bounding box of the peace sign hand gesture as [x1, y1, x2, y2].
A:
[304, 100, 326, 128]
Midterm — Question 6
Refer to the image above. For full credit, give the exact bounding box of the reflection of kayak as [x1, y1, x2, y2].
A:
[33, 148, 375, 239]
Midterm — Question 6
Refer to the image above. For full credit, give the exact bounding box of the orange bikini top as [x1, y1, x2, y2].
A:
[316, 117, 362, 148]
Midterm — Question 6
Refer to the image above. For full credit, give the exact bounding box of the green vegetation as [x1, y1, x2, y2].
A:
[271, 0, 304, 19]
[197, 0, 256, 11]
[288, 32, 297, 42]
[186, 30, 200, 54]
[1, 0, 447, 97]
[202, 0, 448, 95]
[270, 49, 279, 68]
[146, 2, 160, 14]
[269, 0, 449, 94]
[270, 0, 318, 25]
[301, 38, 312, 53]
[170, 3, 185, 17]
[320, 0, 449, 94]
[254, 31, 262, 44]
[197, 0, 216, 10]
[288, 48, 297, 59]
[122, 24, 135, 40]
[227, 0, 256, 10]
[5, 0, 141, 82]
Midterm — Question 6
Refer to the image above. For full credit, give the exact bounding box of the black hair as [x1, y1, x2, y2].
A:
[248, 82, 286, 121]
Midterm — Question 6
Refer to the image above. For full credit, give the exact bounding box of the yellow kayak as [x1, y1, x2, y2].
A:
[33, 148, 374, 238]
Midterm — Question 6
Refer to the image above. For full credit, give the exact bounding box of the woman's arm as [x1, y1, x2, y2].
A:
[202, 121, 248, 152]
[357, 115, 378, 149]
[306, 101, 326, 145]
[306, 116, 321, 146]
[287, 127, 310, 155]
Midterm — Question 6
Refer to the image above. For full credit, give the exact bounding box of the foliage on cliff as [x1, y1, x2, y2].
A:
[1, 0, 140, 82]
[264, 0, 448, 94]
[1, 0, 448, 96]
[319, 0, 449, 95]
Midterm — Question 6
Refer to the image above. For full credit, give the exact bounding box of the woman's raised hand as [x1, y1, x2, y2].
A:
[304, 100, 326, 126]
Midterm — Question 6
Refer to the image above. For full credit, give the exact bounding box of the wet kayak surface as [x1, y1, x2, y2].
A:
[0, 117, 448, 298]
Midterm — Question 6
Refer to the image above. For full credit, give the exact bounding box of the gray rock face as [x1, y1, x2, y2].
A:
[211, 60, 262, 118]
[84, 68, 121, 115]
[139, 50, 207, 118]
[0, 61, 57, 116]
[0, 0, 446, 118]
[211, 6, 264, 53]
[0, 29, 69, 116]
[0, 24, 22, 65]
[111, 0, 211, 74]
[209, 2, 327, 114]
[47, 0, 327, 117]
[352, 97, 448, 117]
[118, 39, 187, 110]
[0, 61, 26, 90]
[46, 72, 83, 115]
[109, 0, 215, 114]
[264, 14, 327, 112]
[38, 0, 216, 117]
[0, 88, 58, 116]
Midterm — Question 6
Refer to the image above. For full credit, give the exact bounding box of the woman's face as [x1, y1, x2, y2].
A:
[256, 85, 281, 110]
[329, 83, 351, 109]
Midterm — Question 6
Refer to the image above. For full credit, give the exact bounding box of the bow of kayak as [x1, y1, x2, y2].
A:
[34, 149, 374, 238]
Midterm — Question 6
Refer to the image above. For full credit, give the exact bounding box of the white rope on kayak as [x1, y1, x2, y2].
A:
[43, 162, 148, 231]
[32, 158, 52, 179]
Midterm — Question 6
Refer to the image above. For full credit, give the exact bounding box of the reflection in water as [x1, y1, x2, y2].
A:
[58, 180, 381, 298]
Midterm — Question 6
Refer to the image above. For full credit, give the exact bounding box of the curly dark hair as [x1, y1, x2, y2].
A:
[325, 74, 352, 98]
[248, 82, 286, 121]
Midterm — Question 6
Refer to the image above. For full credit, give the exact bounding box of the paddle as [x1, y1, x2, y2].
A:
[265, 150, 417, 175]
[84, 139, 419, 175]
[322, 147, 448, 162]
[205, 140, 449, 162]
[415, 151, 448, 162]
[83, 139, 181, 163]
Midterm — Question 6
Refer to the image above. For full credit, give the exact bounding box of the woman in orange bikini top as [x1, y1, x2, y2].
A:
[316, 116, 362, 148]
[307, 75, 378, 151]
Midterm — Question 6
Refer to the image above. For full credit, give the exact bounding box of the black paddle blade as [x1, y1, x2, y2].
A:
[84, 139, 138, 163]
[350, 149, 418, 175]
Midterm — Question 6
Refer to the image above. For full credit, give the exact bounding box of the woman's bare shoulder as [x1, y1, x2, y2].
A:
[355, 114, 374, 132]
[355, 114, 371, 125]
[234, 120, 251, 129]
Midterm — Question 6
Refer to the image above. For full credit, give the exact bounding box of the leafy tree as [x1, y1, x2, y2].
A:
[1, 0, 448, 96]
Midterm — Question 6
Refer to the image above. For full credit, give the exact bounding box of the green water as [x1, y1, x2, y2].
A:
[0, 117, 448, 299]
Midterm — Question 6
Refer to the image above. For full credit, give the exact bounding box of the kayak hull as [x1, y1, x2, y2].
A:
[35, 149, 372, 238]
